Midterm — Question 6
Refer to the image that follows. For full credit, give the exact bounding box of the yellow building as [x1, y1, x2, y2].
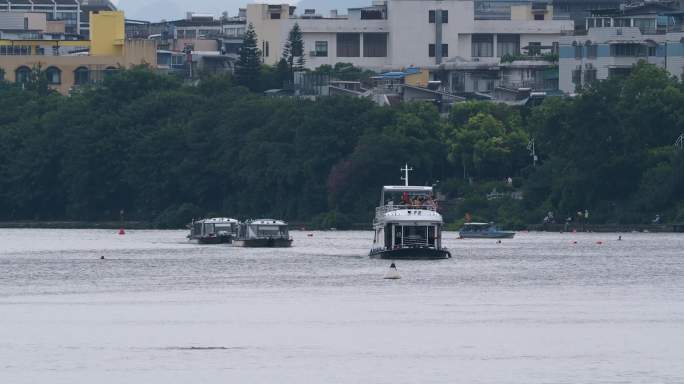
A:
[0, 11, 157, 95]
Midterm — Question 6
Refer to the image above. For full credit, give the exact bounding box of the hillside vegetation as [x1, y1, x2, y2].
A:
[1, 62, 682, 228]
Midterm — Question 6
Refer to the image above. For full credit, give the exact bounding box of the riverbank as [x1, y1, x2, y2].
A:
[0, 221, 153, 230]
[526, 223, 684, 233]
[0, 221, 372, 231]
[1, 221, 683, 232]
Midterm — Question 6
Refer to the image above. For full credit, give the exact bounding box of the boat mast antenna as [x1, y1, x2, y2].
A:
[400, 164, 413, 186]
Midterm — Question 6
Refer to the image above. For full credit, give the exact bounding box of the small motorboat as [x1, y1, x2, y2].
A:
[459, 222, 515, 239]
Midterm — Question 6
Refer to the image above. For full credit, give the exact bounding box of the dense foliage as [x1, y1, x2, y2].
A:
[1, 62, 682, 228]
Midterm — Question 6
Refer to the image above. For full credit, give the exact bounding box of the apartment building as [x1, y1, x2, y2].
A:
[248, 0, 572, 96]
[558, 1, 684, 93]
[247, 0, 572, 70]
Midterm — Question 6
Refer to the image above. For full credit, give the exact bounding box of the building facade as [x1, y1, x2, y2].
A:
[0, 11, 157, 94]
[0, 0, 81, 35]
[558, 2, 684, 93]
[247, 0, 573, 71]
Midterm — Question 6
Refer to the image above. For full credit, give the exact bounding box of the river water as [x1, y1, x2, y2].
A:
[1, 229, 683, 383]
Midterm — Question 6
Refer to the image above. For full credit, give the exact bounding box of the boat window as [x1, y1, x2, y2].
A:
[203, 223, 215, 235]
[257, 225, 286, 237]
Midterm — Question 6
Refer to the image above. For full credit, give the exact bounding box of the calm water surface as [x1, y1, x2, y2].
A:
[1, 229, 683, 383]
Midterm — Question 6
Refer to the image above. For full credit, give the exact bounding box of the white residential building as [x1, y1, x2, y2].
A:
[247, 0, 573, 72]
[558, 2, 684, 93]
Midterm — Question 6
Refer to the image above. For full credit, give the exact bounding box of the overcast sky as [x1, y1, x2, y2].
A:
[113, 0, 367, 22]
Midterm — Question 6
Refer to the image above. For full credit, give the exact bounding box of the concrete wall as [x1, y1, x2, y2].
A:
[247, 4, 292, 65]
[90, 11, 125, 56]
[388, 0, 475, 67]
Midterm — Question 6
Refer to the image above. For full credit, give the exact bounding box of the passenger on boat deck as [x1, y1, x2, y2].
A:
[402, 192, 411, 205]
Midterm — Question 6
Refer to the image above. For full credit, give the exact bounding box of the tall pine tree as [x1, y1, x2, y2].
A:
[282, 23, 305, 81]
[234, 23, 262, 90]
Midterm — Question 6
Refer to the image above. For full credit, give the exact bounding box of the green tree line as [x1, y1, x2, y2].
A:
[0, 62, 682, 228]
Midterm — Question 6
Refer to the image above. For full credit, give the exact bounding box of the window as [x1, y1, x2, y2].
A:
[337, 33, 360, 57]
[0, 69, 4, 82]
[610, 44, 646, 57]
[15, 66, 31, 84]
[497, 34, 520, 57]
[363, 33, 387, 57]
[428, 44, 448, 57]
[270, 12, 281, 19]
[472, 34, 494, 57]
[314, 41, 328, 57]
[584, 68, 597, 83]
[534, 14, 544, 20]
[648, 45, 656, 57]
[572, 67, 582, 84]
[361, 9, 383, 19]
[633, 18, 656, 34]
[609, 67, 632, 78]
[586, 44, 597, 59]
[45, 66, 61, 85]
[74, 67, 89, 85]
[262, 41, 269, 57]
[185, 30, 196, 39]
[429, 10, 448, 23]
[574, 44, 583, 59]
[528, 41, 541, 56]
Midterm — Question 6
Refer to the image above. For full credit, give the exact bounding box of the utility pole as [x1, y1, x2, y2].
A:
[400, 164, 413, 186]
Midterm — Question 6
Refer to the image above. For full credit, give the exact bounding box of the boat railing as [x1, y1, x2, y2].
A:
[375, 204, 436, 220]
[401, 236, 431, 247]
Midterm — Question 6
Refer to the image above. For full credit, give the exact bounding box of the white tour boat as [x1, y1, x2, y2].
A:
[187, 217, 239, 244]
[369, 165, 451, 260]
[234, 219, 293, 247]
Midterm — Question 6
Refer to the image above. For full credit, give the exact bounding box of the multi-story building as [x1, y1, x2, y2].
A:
[248, 1, 572, 68]
[79, 0, 116, 39]
[0, 10, 68, 40]
[0, 0, 81, 35]
[558, 1, 684, 93]
[248, 0, 573, 95]
[0, 10, 157, 93]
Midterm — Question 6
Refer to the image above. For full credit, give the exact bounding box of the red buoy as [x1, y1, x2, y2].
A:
[596, 241, 603, 245]
[118, 228, 125, 235]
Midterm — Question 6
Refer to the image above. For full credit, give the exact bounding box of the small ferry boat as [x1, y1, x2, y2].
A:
[459, 222, 515, 239]
[187, 217, 239, 244]
[369, 165, 451, 260]
[234, 219, 293, 247]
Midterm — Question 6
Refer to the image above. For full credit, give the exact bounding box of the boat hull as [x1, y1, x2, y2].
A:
[233, 238, 293, 248]
[459, 232, 515, 239]
[369, 247, 451, 260]
[189, 235, 233, 244]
